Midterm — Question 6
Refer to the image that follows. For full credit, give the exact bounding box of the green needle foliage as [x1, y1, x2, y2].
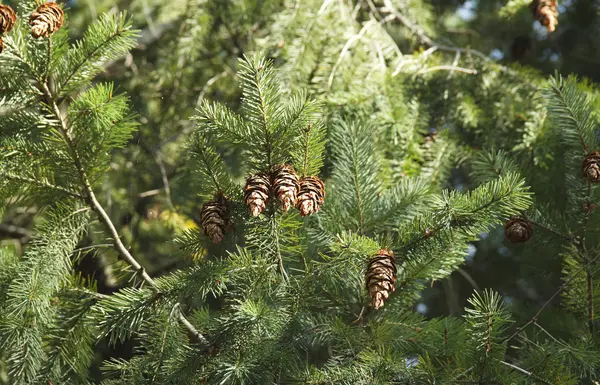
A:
[1, 1, 600, 384]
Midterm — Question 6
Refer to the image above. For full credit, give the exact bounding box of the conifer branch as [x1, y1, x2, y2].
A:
[496, 360, 554, 385]
[587, 267, 594, 333]
[39, 81, 210, 349]
[504, 252, 600, 343]
[379, 0, 523, 79]
[2, 172, 85, 199]
[527, 219, 571, 242]
[417, 65, 478, 75]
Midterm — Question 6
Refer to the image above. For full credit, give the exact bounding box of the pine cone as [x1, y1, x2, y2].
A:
[29, 2, 64, 38]
[200, 194, 229, 244]
[0, 38, 4, 55]
[0, 4, 16, 35]
[244, 173, 271, 217]
[295, 176, 325, 216]
[582, 152, 600, 183]
[504, 217, 532, 243]
[531, 0, 558, 33]
[366, 249, 397, 310]
[271, 165, 299, 213]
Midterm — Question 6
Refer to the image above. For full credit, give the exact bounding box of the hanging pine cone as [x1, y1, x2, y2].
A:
[582, 152, 600, 183]
[200, 194, 229, 244]
[271, 165, 299, 213]
[366, 249, 397, 310]
[244, 173, 271, 217]
[29, 2, 64, 38]
[531, 0, 558, 33]
[504, 217, 532, 243]
[0, 4, 16, 35]
[295, 176, 325, 216]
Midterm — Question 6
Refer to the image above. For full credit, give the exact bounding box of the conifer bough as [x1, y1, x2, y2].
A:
[29, 2, 64, 38]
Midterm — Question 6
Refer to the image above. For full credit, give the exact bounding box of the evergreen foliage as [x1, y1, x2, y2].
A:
[1, 0, 600, 384]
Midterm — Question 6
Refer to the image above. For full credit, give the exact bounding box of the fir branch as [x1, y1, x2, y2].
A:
[496, 360, 555, 385]
[188, 132, 235, 197]
[239, 55, 281, 168]
[40, 79, 210, 348]
[2, 172, 85, 199]
[504, 251, 600, 344]
[56, 12, 139, 97]
[544, 74, 598, 154]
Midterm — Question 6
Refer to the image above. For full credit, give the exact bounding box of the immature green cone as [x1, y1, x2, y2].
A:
[531, 0, 558, 33]
[366, 249, 397, 310]
[0, 4, 16, 35]
[296, 176, 325, 216]
[582, 152, 600, 183]
[271, 165, 299, 213]
[504, 217, 532, 243]
[244, 173, 271, 217]
[29, 2, 64, 38]
[200, 194, 229, 244]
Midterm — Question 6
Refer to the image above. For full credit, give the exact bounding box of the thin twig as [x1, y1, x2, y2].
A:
[497, 360, 554, 385]
[504, 252, 600, 344]
[2, 173, 86, 200]
[527, 219, 571, 242]
[196, 70, 230, 106]
[417, 65, 478, 75]
[587, 266, 594, 333]
[154, 151, 175, 209]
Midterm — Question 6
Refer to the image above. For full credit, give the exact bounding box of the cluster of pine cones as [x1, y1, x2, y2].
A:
[199, 165, 325, 244]
[244, 164, 325, 218]
[531, 0, 558, 33]
[0, 2, 63, 53]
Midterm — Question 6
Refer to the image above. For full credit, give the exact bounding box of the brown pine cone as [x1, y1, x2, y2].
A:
[504, 217, 532, 243]
[582, 152, 600, 183]
[0, 4, 16, 35]
[366, 249, 397, 310]
[296, 176, 325, 216]
[0, 38, 4, 55]
[200, 194, 229, 244]
[244, 173, 271, 217]
[29, 2, 64, 38]
[531, 0, 558, 33]
[271, 165, 299, 213]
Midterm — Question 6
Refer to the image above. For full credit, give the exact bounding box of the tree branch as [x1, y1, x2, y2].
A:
[3, 172, 86, 200]
[40, 82, 210, 349]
